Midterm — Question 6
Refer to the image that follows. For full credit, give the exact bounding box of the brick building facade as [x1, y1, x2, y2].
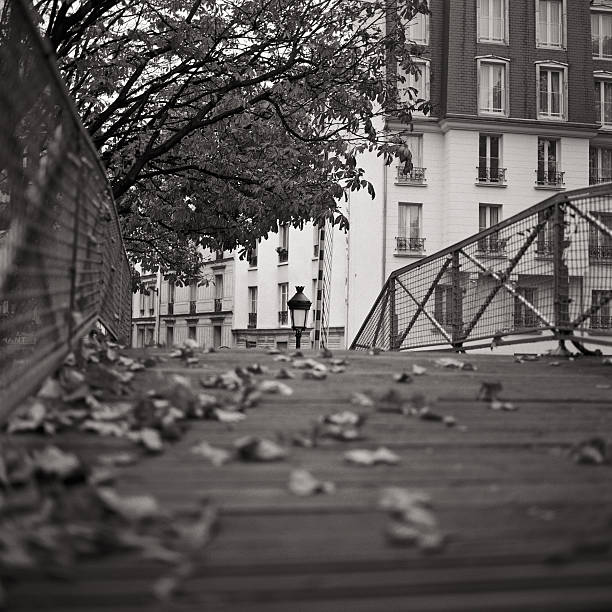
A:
[347, 0, 612, 346]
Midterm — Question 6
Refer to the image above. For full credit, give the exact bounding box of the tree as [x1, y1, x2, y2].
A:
[32, 0, 430, 280]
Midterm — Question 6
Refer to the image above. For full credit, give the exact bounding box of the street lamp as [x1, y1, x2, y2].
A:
[287, 286, 312, 350]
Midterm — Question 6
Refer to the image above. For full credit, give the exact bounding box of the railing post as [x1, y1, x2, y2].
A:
[553, 201, 571, 352]
[389, 277, 398, 350]
[451, 251, 463, 349]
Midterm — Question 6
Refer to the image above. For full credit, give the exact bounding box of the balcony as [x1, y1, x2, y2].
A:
[277, 247, 288, 263]
[477, 236, 507, 256]
[167, 303, 174, 315]
[590, 174, 612, 185]
[215, 250, 224, 261]
[278, 310, 288, 325]
[248, 313, 257, 328]
[589, 244, 612, 260]
[535, 240, 554, 257]
[590, 315, 612, 329]
[476, 166, 507, 185]
[535, 168, 565, 188]
[396, 166, 426, 185]
[214, 298, 223, 312]
[189, 300, 196, 315]
[396, 236, 426, 253]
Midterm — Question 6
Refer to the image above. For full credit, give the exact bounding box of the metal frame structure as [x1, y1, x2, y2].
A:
[351, 183, 612, 353]
[0, 0, 131, 415]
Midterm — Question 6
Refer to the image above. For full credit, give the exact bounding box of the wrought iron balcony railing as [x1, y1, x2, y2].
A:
[248, 313, 257, 328]
[535, 169, 565, 187]
[477, 236, 507, 255]
[189, 300, 196, 314]
[476, 166, 507, 184]
[590, 315, 612, 329]
[536, 240, 554, 256]
[396, 166, 426, 185]
[396, 236, 426, 252]
[589, 244, 612, 260]
[214, 298, 223, 312]
[278, 310, 288, 325]
[590, 175, 612, 185]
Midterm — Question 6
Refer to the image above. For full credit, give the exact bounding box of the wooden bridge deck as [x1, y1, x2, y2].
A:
[5, 349, 612, 611]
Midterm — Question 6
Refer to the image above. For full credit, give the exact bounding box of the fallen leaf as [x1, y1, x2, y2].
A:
[411, 364, 427, 376]
[235, 437, 287, 461]
[33, 446, 83, 482]
[393, 372, 413, 383]
[571, 437, 607, 465]
[477, 381, 503, 401]
[443, 416, 456, 427]
[330, 366, 346, 374]
[97, 453, 137, 467]
[267, 348, 281, 355]
[191, 442, 231, 466]
[140, 428, 164, 453]
[258, 380, 293, 395]
[303, 370, 327, 380]
[275, 368, 295, 379]
[6, 400, 47, 433]
[288, 469, 335, 496]
[351, 392, 375, 408]
[434, 358, 475, 371]
[97, 487, 160, 521]
[37, 377, 63, 399]
[213, 409, 246, 424]
[490, 400, 517, 412]
[273, 355, 291, 363]
[344, 447, 400, 466]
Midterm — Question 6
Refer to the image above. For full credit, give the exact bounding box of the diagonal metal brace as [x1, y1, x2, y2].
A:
[567, 202, 612, 241]
[461, 249, 554, 330]
[395, 257, 452, 348]
[395, 276, 454, 345]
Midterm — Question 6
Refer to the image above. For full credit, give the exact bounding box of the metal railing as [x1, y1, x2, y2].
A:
[396, 236, 426, 252]
[248, 313, 257, 328]
[477, 166, 507, 184]
[278, 310, 288, 325]
[351, 184, 612, 352]
[0, 0, 131, 414]
[536, 168, 565, 187]
[396, 166, 426, 185]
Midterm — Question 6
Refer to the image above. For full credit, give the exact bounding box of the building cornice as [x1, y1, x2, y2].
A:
[386, 115, 600, 139]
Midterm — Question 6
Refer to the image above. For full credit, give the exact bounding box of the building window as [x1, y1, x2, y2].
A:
[590, 290, 612, 329]
[247, 243, 258, 267]
[434, 284, 453, 329]
[396, 202, 425, 252]
[278, 224, 289, 262]
[478, 0, 506, 43]
[595, 79, 612, 127]
[168, 280, 175, 304]
[590, 146, 612, 184]
[311, 279, 318, 326]
[398, 60, 430, 109]
[405, 10, 429, 45]
[278, 283, 289, 326]
[536, 137, 564, 186]
[477, 134, 506, 183]
[514, 287, 540, 330]
[536, 210, 555, 256]
[139, 290, 146, 316]
[396, 134, 426, 184]
[166, 326, 174, 347]
[478, 60, 508, 116]
[589, 212, 612, 260]
[592, 11, 612, 59]
[478, 204, 505, 254]
[536, 0, 564, 48]
[214, 274, 223, 312]
[537, 64, 566, 120]
[188, 326, 197, 341]
[248, 286, 257, 328]
[313, 225, 320, 258]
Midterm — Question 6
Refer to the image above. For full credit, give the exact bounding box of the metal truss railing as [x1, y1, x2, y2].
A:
[351, 183, 612, 353]
[0, 0, 131, 415]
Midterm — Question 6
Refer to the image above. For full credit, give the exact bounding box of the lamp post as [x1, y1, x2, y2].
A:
[287, 286, 311, 350]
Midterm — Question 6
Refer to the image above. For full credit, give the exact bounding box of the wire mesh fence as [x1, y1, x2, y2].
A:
[0, 0, 131, 415]
[351, 184, 612, 353]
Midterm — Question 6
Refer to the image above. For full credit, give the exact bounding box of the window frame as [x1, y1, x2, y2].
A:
[590, 145, 612, 183]
[278, 282, 289, 326]
[594, 71, 612, 128]
[536, 61, 568, 121]
[478, 133, 504, 183]
[397, 59, 430, 111]
[477, 0, 508, 44]
[477, 57, 510, 117]
[535, 0, 566, 49]
[405, 9, 429, 45]
[592, 9, 612, 60]
[248, 286, 258, 314]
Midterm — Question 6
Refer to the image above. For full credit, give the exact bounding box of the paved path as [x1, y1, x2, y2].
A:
[6, 349, 612, 611]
